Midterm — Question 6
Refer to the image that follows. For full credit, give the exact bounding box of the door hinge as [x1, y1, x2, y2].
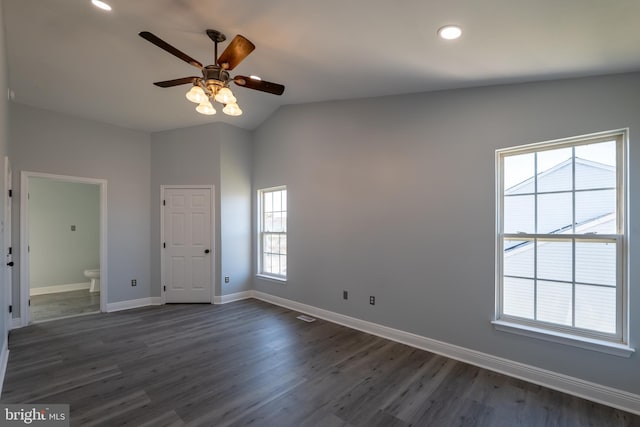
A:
[8, 305, 11, 313]
[28, 300, 30, 307]
[8, 247, 11, 255]
[8, 189, 11, 197]
[163, 199, 166, 206]
[163, 242, 166, 248]
[163, 285, 166, 292]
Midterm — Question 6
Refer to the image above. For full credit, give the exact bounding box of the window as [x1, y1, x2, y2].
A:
[496, 130, 627, 345]
[258, 186, 287, 280]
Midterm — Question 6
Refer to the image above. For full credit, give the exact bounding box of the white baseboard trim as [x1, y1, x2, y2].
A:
[0, 338, 8, 396]
[30, 282, 90, 296]
[214, 291, 253, 305]
[106, 297, 162, 313]
[251, 290, 640, 415]
[10, 318, 22, 330]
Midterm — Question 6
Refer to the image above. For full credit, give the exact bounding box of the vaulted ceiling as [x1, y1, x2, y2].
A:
[4, 0, 640, 132]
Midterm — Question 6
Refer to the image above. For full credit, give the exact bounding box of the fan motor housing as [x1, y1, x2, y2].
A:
[203, 65, 230, 86]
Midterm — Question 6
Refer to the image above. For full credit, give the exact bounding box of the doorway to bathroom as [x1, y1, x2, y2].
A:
[20, 172, 107, 324]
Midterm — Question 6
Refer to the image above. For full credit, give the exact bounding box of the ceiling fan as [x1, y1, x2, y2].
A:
[139, 29, 285, 117]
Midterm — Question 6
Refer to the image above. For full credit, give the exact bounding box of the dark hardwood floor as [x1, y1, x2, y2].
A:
[2, 299, 638, 426]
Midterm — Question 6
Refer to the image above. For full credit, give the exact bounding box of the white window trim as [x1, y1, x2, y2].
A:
[494, 129, 632, 355]
[492, 320, 634, 357]
[256, 273, 287, 283]
[257, 185, 287, 282]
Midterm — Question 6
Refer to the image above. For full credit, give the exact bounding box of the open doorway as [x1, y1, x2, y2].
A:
[20, 172, 107, 324]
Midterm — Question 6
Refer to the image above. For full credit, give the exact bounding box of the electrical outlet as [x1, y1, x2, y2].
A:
[70, 225, 76, 231]
[224, 276, 230, 283]
[369, 296, 375, 305]
[131, 279, 137, 287]
[343, 290, 348, 300]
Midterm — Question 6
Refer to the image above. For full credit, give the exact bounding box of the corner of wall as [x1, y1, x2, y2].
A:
[0, 0, 11, 357]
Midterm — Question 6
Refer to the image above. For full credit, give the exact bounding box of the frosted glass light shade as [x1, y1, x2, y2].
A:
[196, 101, 216, 115]
[438, 25, 462, 40]
[186, 86, 206, 103]
[92, 0, 112, 11]
[214, 87, 236, 104]
[223, 102, 242, 116]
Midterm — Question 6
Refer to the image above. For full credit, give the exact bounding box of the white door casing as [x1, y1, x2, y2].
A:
[162, 186, 214, 303]
[4, 157, 12, 331]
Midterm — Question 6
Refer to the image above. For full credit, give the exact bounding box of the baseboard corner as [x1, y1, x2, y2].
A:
[10, 318, 22, 330]
[214, 291, 253, 305]
[30, 282, 91, 296]
[106, 297, 157, 313]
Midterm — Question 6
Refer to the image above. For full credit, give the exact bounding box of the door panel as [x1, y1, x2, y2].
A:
[164, 188, 212, 303]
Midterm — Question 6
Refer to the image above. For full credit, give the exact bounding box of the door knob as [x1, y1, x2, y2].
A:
[204, 249, 210, 254]
[6, 262, 13, 267]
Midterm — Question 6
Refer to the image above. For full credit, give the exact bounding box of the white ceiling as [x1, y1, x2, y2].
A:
[4, 0, 640, 132]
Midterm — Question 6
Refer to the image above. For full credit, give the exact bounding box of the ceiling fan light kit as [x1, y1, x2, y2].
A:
[139, 29, 285, 118]
[222, 102, 242, 116]
[214, 87, 236, 104]
[196, 100, 216, 115]
[186, 85, 206, 104]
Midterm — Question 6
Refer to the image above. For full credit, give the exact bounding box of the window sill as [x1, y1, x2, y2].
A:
[256, 274, 287, 284]
[492, 320, 635, 358]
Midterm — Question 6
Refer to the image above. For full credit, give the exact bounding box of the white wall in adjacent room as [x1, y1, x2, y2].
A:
[28, 178, 99, 289]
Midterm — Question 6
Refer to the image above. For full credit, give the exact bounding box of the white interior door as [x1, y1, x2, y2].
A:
[164, 187, 213, 303]
[4, 157, 11, 330]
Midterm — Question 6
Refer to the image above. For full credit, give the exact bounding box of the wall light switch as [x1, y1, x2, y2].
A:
[71, 225, 76, 231]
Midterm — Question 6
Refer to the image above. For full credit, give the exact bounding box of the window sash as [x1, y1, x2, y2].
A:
[498, 234, 622, 341]
[496, 130, 626, 344]
[258, 187, 287, 279]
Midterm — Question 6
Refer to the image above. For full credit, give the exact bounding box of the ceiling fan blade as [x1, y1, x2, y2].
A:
[234, 75, 285, 95]
[139, 31, 203, 69]
[153, 77, 200, 88]
[217, 35, 255, 70]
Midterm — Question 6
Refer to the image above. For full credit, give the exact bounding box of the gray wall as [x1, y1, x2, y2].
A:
[219, 125, 252, 295]
[28, 178, 99, 289]
[252, 72, 640, 394]
[150, 122, 252, 298]
[0, 0, 10, 344]
[9, 103, 151, 311]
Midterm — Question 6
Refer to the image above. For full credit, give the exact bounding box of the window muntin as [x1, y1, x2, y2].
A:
[497, 132, 626, 342]
[258, 186, 287, 279]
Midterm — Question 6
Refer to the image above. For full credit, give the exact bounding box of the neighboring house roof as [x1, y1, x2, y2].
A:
[506, 157, 615, 195]
[504, 157, 616, 253]
[505, 212, 615, 254]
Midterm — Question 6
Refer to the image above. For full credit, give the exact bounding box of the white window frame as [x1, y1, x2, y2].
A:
[257, 185, 287, 281]
[493, 130, 633, 357]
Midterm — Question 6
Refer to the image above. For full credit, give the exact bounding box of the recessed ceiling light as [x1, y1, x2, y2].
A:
[249, 75, 262, 81]
[91, 0, 112, 11]
[438, 25, 462, 40]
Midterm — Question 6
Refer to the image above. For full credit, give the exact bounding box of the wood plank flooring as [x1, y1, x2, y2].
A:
[2, 299, 638, 426]
[30, 289, 100, 322]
